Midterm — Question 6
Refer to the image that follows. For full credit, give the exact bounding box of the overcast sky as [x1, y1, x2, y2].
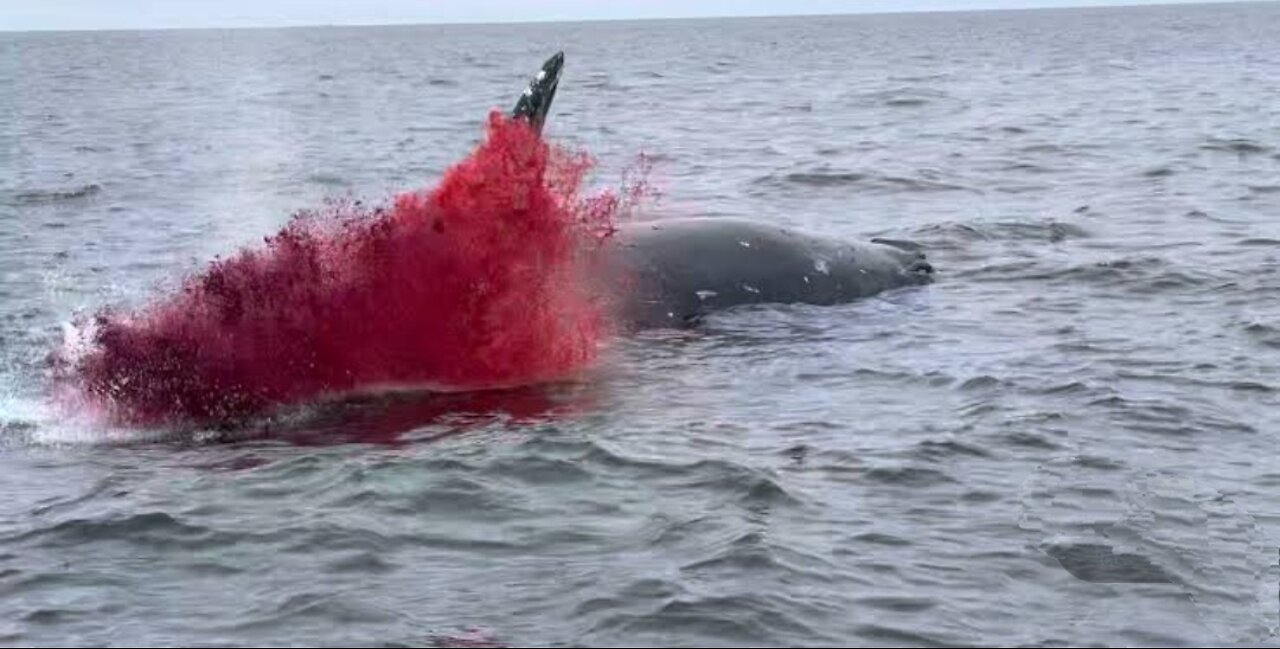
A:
[1, 0, 1243, 32]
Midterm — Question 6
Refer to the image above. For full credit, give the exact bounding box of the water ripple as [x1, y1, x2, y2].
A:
[4, 5, 1280, 647]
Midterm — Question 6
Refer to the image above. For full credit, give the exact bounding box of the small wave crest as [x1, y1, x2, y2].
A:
[1199, 137, 1271, 154]
[753, 169, 971, 194]
[5, 184, 102, 206]
[906, 218, 1090, 251]
[852, 87, 960, 111]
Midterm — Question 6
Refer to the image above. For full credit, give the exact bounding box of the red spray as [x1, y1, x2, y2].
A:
[55, 111, 636, 427]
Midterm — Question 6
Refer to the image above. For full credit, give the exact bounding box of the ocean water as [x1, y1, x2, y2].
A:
[3, 2, 1280, 646]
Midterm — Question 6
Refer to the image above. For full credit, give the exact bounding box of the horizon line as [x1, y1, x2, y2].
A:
[0, 0, 1263, 35]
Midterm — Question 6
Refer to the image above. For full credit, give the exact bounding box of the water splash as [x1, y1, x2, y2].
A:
[51, 111, 647, 429]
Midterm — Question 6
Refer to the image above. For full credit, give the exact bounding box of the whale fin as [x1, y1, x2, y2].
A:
[512, 51, 564, 135]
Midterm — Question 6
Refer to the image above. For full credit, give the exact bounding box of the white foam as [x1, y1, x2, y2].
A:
[0, 367, 169, 448]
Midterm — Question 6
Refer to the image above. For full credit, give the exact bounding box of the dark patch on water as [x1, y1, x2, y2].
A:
[1044, 543, 1174, 584]
[1200, 137, 1270, 154]
[7, 184, 101, 205]
[754, 170, 970, 193]
[776, 171, 866, 186]
[886, 97, 929, 107]
[862, 465, 956, 488]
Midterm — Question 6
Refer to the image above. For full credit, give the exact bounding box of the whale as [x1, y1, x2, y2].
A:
[511, 52, 935, 330]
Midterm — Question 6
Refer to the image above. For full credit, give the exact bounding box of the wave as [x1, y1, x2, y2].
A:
[6, 184, 101, 206]
[1199, 137, 1270, 154]
[753, 169, 972, 193]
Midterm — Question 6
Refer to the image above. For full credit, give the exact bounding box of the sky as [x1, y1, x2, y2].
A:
[0, 0, 1248, 31]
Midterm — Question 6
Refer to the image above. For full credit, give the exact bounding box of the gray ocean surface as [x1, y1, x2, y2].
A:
[3, 2, 1280, 646]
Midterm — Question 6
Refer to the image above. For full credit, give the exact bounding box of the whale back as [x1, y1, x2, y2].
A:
[599, 218, 933, 329]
